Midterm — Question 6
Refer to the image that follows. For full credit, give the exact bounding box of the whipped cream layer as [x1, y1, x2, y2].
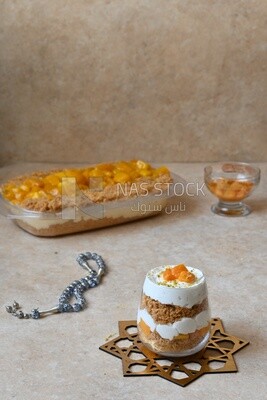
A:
[138, 307, 210, 340]
[143, 265, 207, 307]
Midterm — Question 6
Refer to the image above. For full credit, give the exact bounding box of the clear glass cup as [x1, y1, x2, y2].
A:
[137, 265, 211, 357]
[204, 162, 260, 217]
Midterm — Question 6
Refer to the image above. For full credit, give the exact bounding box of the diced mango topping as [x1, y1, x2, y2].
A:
[162, 264, 196, 284]
[138, 318, 151, 337]
[207, 178, 254, 202]
[2, 160, 170, 206]
[178, 271, 196, 283]
[172, 264, 188, 275]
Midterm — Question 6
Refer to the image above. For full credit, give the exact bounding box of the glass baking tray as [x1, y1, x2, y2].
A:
[0, 172, 183, 237]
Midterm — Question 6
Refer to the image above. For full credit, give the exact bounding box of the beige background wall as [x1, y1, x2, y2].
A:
[0, 0, 266, 166]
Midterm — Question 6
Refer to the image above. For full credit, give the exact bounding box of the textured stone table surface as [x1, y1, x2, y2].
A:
[0, 163, 266, 400]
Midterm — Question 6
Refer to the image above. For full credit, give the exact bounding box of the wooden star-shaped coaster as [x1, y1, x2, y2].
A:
[99, 318, 249, 387]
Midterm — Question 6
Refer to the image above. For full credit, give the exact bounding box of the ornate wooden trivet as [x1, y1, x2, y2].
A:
[99, 318, 249, 387]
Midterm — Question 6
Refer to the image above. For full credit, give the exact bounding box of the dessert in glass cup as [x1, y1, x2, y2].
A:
[137, 264, 211, 357]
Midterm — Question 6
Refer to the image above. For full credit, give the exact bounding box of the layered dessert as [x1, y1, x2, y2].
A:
[137, 264, 210, 356]
[1, 160, 172, 236]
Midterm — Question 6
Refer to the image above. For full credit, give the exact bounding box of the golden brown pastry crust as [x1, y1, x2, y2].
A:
[2, 172, 172, 212]
[141, 295, 208, 324]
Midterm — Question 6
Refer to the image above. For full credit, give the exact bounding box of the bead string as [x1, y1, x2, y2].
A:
[5, 252, 106, 319]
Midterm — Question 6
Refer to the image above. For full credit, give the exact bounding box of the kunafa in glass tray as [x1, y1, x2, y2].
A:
[0, 160, 176, 236]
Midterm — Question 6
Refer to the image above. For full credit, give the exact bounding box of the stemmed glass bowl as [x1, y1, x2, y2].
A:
[204, 162, 260, 217]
